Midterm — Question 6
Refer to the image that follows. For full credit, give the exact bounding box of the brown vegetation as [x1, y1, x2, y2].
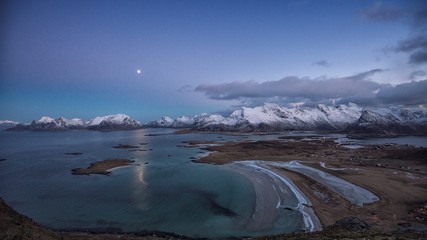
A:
[72, 159, 135, 175]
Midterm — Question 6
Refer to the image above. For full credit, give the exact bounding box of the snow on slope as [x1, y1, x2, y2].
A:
[7, 114, 141, 131]
[226, 103, 363, 130]
[0, 120, 21, 129]
[145, 116, 174, 127]
[172, 116, 195, 128]
[0, 120, 20, 125]
[145, 103, 427, 134]
[348, 106, 427, 134]
[36, 116, 55, 124]
[87, 114, 140, 126]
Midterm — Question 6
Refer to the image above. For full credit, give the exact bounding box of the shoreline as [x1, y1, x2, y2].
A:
[229, 161, 322, 233]
[2, 134, 427, 239]
[193, 137, 427, 233]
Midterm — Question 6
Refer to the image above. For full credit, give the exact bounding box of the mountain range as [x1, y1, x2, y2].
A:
[145, 103, 427, 135]
[5, 114, 141, 131]
[2, 103, 427, 134]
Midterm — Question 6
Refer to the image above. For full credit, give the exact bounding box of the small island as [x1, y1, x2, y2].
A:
[112, 144, 140, 149]
[72, 159, 135, 175]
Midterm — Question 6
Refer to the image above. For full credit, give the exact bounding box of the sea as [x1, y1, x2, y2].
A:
[0, 129, 426, 238]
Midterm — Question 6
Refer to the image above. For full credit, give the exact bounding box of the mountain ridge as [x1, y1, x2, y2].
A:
[145, 103, 427, 135]
[2, 103, 427, 134]
[5, 114, 141, 131]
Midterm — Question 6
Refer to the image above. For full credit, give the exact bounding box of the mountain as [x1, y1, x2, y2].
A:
[5, 104, 427, 134]
[145, 103, 363, 131]
[0, 120, 21, 130]
[145, 116, 175, 128]
[86, 114, 141, 130]
[145, 103, 427, 135]
[347, 107, 427, 135]
[7, 114, 141, 131]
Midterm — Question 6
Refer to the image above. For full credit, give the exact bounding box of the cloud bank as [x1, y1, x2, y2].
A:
[392, 5, 427, 65]
[376, 80, 427, 105]
[395, 34, 427, 64]
[195, 69, 427, 107]
[363, 2, 427, 65]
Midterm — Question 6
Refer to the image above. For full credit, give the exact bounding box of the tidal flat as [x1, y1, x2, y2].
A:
[192, 137, 427, 233]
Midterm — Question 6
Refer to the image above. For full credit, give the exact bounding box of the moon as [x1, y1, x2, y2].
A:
[137, 69, 141, 75]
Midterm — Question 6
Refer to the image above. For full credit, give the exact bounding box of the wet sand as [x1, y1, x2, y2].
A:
[193, 137, 427, 233]
[231, 161, 322, 232]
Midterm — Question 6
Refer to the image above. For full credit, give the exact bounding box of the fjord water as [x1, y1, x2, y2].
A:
[1, 129, 426, 238]
[0, 129, 305, 238]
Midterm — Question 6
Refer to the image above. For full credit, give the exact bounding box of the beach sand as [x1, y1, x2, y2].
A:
[230, 162, 322, 232]
[193, 137, 427, 233]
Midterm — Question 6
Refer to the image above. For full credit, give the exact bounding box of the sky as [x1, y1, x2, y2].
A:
[1, 0, 426, 122]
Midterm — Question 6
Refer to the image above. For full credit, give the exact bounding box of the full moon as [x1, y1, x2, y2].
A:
[137, 69, 141, 75]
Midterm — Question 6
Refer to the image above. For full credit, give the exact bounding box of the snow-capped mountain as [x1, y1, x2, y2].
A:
[348, 107, 427, 134]
[145, 103, 427, 134]
[0, 120, 21, 129]
[86, 114, 141, 130]
[145, 116, 175, 128]
[6, 104, 427, 134]
[223, 103, 363, 131]
[145, 103, 363, 131]
[7, 114, 141, 131]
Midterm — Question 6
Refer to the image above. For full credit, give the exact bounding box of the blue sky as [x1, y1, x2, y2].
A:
[1, 0, 426, 122]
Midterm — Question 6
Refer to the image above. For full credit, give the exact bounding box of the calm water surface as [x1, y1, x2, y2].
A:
[0, 129, 425, 238]
[0, 129, 300, 238]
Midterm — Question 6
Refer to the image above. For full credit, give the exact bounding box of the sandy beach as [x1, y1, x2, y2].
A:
[193, 137, 427, 233]
[230, 161, 322, 232]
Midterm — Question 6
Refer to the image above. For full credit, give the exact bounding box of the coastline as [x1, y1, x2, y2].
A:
[229, 161, 322, 233]
[194, 137, 427, 234]
[2, 134, 426, 239]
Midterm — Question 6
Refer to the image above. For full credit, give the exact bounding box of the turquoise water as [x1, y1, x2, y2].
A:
[0, 129, 298, 238]
[1, 129, 425, 238]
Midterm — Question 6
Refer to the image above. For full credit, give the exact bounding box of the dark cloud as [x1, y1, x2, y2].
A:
[396, 34, 427, 64]
[196, 70, 427, 106]
[195, 69, 388, 106]
[312, 60, 330, 67]
[409, 70, 426, 80]
[413, 7, 427, 30]
[376, 79, 427, 105]
[408, 50, 427, 64]
[395, 35, 427, 52]
[392, 6, 427, 64]
[360, 2, 403, 22]
[345, 68, 385, 81]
